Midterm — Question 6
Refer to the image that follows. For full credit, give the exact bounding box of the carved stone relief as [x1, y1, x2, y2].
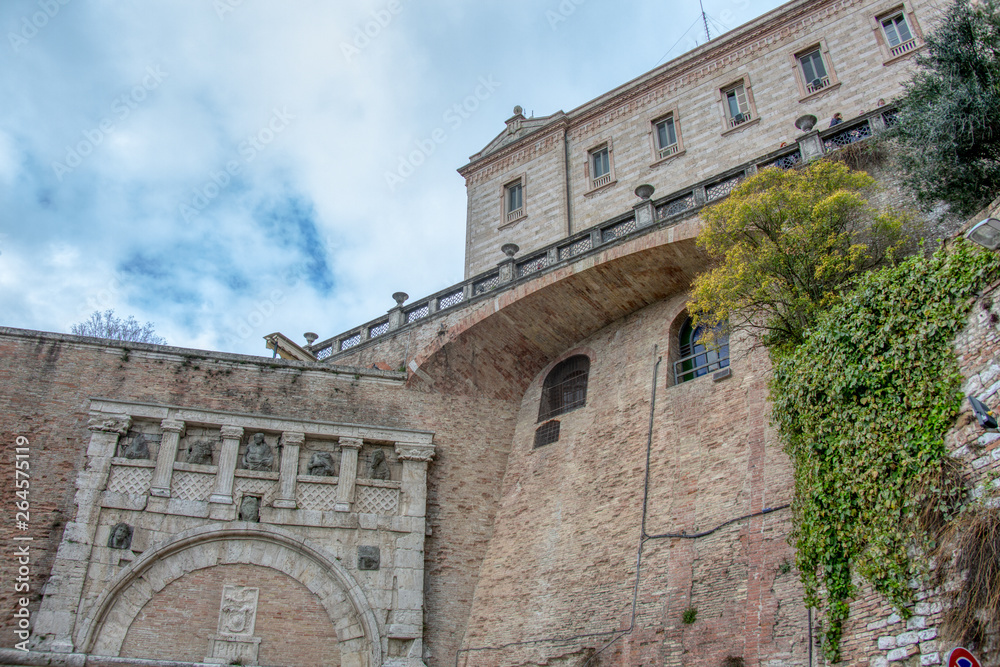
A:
[120, 434, 149, 460]
[307, 451, 338, 477]
[241, 432, 273, 471]
[186, 439, 214, 465]
[205, 585, 262, 665]
[367, 449, 390, 480]
[107, 523, 132, 550]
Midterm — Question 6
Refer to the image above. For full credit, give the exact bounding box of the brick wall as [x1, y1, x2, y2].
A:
[0, 329, 519, 666]
[119, 563, 341, 665]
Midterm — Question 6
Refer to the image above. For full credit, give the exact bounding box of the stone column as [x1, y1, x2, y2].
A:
[150, 419, 185, 497]
[34, 413, 131, 653]
[394, 442, 435, 517]
[335, 437, 363, 512]
[210, 426, 244, 505]
[273, 431, 304, 509]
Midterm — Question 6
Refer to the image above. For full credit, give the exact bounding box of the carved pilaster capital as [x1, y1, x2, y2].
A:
[160, 419, 186, 435]
[338, 437, 363, 450]
[87, 414, 131, 435]
[220, 425, 245, 440]
[281, 431, 305, 447]
[394, 442, 435, 462]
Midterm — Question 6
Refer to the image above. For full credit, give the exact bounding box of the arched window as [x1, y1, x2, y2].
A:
[538, 355, 590, 421]
[675, 317, 729, 384]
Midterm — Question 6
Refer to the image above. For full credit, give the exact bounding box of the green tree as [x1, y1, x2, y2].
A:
[892, 0, 1000, 216]
[688, 161, 913, 352]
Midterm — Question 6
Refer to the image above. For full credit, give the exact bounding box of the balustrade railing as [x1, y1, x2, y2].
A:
[308, 107, 895, 362]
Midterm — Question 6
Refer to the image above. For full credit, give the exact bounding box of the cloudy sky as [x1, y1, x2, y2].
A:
[0, 0, 786, 356]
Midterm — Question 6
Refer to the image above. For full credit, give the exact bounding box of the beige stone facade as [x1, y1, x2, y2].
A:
[459, 0, 933, 278]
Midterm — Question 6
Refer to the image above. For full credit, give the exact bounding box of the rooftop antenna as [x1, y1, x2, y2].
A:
[700, 0, 712, 42]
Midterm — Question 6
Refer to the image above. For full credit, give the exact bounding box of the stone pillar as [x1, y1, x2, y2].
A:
[388, 292, 408, 331]
[210, 426, 244, 505]
[498, 257, 515, 283]
[797, 129, 825, 161]
[394, 442, 435, 517]
[33, 413, 131, 653]
[335, 437, 362, 512]
[273, 431, 304, 509]
[150, 419, 185, 497]
[634, 199, 655, 228]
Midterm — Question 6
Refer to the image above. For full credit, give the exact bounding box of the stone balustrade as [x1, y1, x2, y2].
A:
[309, 106, 897, 362]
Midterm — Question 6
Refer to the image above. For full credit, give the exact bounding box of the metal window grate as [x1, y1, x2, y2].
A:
[437, 289, 465, 310]
[474, 273, 501, 295]
[517, 255, 549, 278]
[339, 333, 362, 351]
[406, 305, 430, 323]
[656, 193, 696, 219]
[534, 420, 560, 448]
[559, 236, 592, 260]
[764, 151, 801, 171]
[706, 174, 744, 201]
[882, 109, 899, 128]
[824, 121, 872, 150]
[601, 217, 636, 243]
[538, 355, 590, 421]
[314, 345, 333, 360]
[368, 321, 389, 338]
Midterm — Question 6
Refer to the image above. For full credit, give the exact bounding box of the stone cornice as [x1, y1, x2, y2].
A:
[87, 398, 435, 444]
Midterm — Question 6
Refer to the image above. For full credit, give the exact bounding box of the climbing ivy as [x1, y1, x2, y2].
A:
[770, 242, 998, 661]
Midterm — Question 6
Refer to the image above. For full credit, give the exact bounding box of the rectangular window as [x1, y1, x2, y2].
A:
[589, 145, 613, 189]
[655, 116, 678, 159]
[724, 85, 750, 127]
[799, 49, 829, 93]
[504, 179, 524, 224]
[881, 13, 913, 47]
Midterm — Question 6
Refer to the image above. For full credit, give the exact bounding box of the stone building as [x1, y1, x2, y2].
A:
[3, 0, 998, 666]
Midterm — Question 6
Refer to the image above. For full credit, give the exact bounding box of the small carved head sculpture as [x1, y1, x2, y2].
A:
[238, 496, 260, 522]
[121, 434, 150, 460]
[241, 432, 273, 471]
[186, 439, 213, 465]
[368, 449, 390, 480]
[307, 452, 337, 477]
[107, 522, 133, 550]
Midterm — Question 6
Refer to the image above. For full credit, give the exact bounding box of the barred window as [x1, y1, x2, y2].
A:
[534, 420, 561, 448]
[675, 317, 729, 384]
[538, 355, 590, 421]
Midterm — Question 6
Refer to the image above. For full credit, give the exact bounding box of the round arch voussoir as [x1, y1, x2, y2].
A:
[78, 522, 381, 667]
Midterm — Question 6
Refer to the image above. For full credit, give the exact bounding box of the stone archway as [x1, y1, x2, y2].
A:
[78, 523, 382, 666]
